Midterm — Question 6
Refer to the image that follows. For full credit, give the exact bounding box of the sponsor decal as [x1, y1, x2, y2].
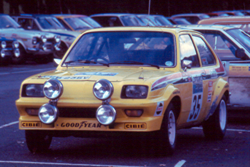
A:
[125, 123, 146, 129]
[21, 122, 41, 128]
[60, 121, 106, 129]
[151, 73, 182, 91]
[75, 72, 118, 76]
[154, 101, 164, 116]
[40, 75, 90, 80]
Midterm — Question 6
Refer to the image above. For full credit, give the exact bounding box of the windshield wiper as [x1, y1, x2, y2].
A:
[64, 59, 109, 66]
[109, 61, 160, 69]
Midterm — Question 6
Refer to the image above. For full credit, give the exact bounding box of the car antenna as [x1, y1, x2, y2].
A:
[147, 0, 151, 27]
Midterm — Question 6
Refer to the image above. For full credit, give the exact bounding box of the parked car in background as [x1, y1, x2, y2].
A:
[206, 12, 229, 17]
[198, 16, 250, 34]
[168, 17, 191, 25]
[212, 10, 245, 16]
[0, 37, 19, 66]
[0, 14, 59, 64]
[16, 26, 229, 155]
[53, 14, 102, 30]
[137, 14, 173, 26]
[175, 24, 250, 111]
[12, 14, 81, 58]
[90, 13, 146, 27]
[171, 13, 210, 24]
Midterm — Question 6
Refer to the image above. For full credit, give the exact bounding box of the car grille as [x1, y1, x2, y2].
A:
[58, 108, 97, 118]
[47, 38, 55, 44]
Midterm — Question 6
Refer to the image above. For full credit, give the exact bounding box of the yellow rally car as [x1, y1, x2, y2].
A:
[16, 27, 229, 155]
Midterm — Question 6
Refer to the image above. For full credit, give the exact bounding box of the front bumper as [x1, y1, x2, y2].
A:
[16, 99, 165, 133]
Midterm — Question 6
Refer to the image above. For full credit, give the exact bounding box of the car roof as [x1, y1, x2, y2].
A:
[171, 13, 209, 18]
[198, 16, 250, 24]
[15, 14, 55, 18]
[52, 14, 88, 18]
[90, 13, 138, 17]
[80, 26, 202, 35]
[173, 24, 239, 31]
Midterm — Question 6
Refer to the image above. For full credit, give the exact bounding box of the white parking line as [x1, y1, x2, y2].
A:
[0, 161, 142, 167]
[174, 160, 186, 167]
[192, 127, 250, 133]
[0, 121, 19, 129]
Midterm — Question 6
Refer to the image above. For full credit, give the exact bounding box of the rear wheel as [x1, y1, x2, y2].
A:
[157, 103, 176, 156]
[25, 130, 52, 153]
[202, 95, 227, 140]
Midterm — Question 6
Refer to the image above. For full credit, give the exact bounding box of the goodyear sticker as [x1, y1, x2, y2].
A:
[154, 101, 164, 116]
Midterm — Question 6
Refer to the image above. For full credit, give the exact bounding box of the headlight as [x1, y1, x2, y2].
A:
[43, 79, 63, 99]
[32, 37, 38, 44]
[39, 103, 58, 124]
[22, 84, 44, 97]
[1, 41, 6, 48]
[122, 85, 148, 98]
[96, 104, 116, 125]
[12, 41, 19, 48]
[93, 79, 113, 100]
[41, 35, 47, 43]
[54, 35, 61, 43]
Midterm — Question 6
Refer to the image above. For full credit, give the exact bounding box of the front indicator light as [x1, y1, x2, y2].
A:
[38, 103, 58, 124]
[26, 108, 39, 116]
[96, 105, 116, 125]
[125, 109, 143, 117]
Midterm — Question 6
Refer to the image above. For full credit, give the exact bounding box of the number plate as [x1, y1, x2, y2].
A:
[21, 122, 41, 128]
[125, 123, 147, 129]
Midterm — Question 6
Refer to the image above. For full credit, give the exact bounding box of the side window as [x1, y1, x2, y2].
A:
[17, 18, 32, 29]
[179, 34, 200, 67]
[57, 18, 71, 30]
[200, 31, 239, 60]
[192, 35, 216, 66]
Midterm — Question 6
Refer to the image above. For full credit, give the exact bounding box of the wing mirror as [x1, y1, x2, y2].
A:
[53, 58, 61, 67]
[235, 48, 248, 59]
[182, 60, 192, 71]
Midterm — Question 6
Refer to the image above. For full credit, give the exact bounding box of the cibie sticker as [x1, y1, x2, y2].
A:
[154, 101, 164, 116]
[187, 75, 203, 122]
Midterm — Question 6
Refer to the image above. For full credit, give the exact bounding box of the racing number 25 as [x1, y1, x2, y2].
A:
[189, 94, 202, 121]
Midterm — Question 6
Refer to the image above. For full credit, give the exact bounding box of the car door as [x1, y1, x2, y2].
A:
[179, 34, 208, 125]
[191, 34, 219, 119]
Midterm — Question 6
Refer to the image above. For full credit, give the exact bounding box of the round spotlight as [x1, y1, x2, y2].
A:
[41, 35, 47, 43]
[43, 79, 63, 100]
[12, 41, 19, 48]
[93, 79, 113, 100]
[14, 49, 20, 58]
[38, 103, 58, 124]
[1, 41, 6, 48]
[1, 50, 5, 58]
[54, 35, 61, 43]
[96, 105, 116, 125]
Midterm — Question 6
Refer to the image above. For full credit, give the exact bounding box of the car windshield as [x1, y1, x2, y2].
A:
[63, 31, 175, 67]
[154, 16, 173, 25]
[0, 15, 20, 28]
[64, 17, 92, 30]
[80, 17, 102, 28]
[37, 17, 66, 30]
[226, 28, 250, 53]
[120, 16, 142, 26]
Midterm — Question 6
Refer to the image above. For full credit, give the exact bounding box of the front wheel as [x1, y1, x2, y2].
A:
[157, 103, 177, 155]
[25, 130, 52, 153]
[202, 95, 227, 140]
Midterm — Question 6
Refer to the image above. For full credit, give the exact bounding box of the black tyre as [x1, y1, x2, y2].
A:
[157, 103, 177, 156]
[25, 130, 52, 153]
[202, 95, 227, 140]
[12, 46, 26, 64]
